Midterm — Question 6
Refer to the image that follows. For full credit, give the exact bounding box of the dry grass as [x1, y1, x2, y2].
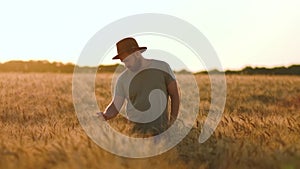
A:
[0, 73, 299, 169]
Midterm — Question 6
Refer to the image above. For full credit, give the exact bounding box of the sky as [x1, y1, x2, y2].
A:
[0, 0, 299, 72]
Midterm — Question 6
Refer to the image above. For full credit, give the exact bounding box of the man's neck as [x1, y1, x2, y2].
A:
[140, 58, 151, 69]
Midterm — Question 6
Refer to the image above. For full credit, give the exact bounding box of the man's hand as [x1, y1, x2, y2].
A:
[96, 112, 107, 121]
[168, 116, 176, 127]
[97, 96, 125, 121]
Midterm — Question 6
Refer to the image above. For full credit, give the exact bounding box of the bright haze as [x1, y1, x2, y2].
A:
[0, 0, 299, 72]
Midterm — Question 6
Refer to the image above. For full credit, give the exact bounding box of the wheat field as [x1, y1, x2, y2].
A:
[0, 73, 299, 169]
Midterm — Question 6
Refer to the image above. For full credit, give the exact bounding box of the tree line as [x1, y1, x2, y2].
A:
[0, 60, 299, 75]
[0, 60, 124, 73]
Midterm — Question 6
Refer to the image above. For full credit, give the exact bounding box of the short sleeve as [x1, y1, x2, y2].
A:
[114, 77, 125, 97]
[163, 62, 176, 85]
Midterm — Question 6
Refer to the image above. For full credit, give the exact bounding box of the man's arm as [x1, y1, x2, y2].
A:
[167, 80, 180, 125]
[101, 96, 125, 120]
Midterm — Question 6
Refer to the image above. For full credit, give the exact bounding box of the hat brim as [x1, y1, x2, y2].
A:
[112, 47, 147, 61]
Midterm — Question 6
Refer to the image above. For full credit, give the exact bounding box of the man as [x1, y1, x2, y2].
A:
[98, 37, 180, 136]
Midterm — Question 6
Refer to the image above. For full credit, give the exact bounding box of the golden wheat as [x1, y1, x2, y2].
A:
[0, 73, 299, 169]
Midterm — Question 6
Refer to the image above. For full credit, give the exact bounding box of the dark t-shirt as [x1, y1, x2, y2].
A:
[114, 59, 176, 135]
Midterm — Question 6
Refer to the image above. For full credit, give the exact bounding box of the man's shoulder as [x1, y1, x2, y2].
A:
[149, 59, 175, 79]
[150, 59, 169, 65]
[117, 69, 130, 80]
[149, 59, 171, 69]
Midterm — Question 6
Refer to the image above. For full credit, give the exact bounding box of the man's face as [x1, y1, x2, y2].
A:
[122, 52, 142, 72]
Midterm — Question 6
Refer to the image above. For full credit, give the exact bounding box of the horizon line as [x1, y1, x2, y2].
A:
[1, 59, 299, 73]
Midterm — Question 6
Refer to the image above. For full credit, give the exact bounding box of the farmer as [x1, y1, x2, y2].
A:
[98, 37, 180, 136]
